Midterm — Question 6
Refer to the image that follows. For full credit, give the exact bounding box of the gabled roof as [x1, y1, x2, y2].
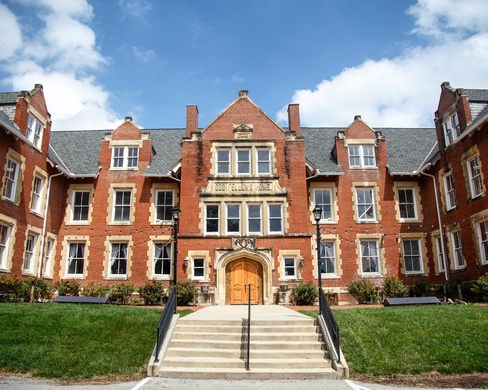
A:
[0, 91, 20, 105]
[145, 129, 185, 176]
[301, 128, 343, 174]
[465, 89, 488, 102]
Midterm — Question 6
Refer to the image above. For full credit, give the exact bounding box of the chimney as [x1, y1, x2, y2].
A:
[125, 116, 133, 122]
[186, 105, 198, 137]
[238, 90, 248, 98]
[354, 115, 362, 121]
[287, 104, 301, 137]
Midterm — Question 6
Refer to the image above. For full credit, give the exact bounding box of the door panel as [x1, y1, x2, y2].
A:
[227, 259, 262, 304]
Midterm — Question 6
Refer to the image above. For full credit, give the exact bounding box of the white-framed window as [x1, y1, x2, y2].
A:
[442, 112, 460, 147]
[257, 149, 271, 174]
[268, 204, 283, 234]
[26, 113, 43, 149]
[2, 158, 20, 202]
[467, 156, 483, 198]
[109, 242, 128, 276]
[23, 233, 38, 273]
[72, 191, 90, 222]
[43, 238, 54, 277]
[247, 204, 261, 234]
[476, 221, 488, 265]
[236, 148, 251, 175]
[283, 257, 296, 279]
[314, 189, 333, 221]
[356, 188, 376, 221]
[192, 258, 205, 280]
[435, 236, 445, 273]
[155, 190, 174, 222]
[216, 149, 230, 175]
[451, 230, 465, 269]
[153, 242, 171, 276]
[443, 172, 457, 210]
[226, 204, 240, 235]
[205, 204, 220, 234]
[360, 240, 380, 274]
[0, 223, 11, 270]
[348, 144, 376, 168]
[402, 239, 424, 274]
[320, 241, 336, 274]
[398, 188, 417, 220]
[113, 190, 132, 222]
[30, 175, 44, 214]
[111, 146, 139, 169]
[66, 242, 85, 276]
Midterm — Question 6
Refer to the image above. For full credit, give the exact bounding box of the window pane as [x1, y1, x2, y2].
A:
[314, 189, 332, 220]
[357, 189, 375, 220]
[269, 204, 282, 232]
[127, 147, 139, 168]
[320, 241, 336, 274]
[403, 240, 422, 273]
[154, 242, 171, 275]
[227, 205, 240, 233]
[193, 258, 205, 278]
[110, 243, 128, 275]
[361, 240, 379, 273]
[237, 149, 250, 174]
[248, 204, 261, 233]
[284, 257, 295, 277]
[67, 242, 85, 275]
[156, 191, 173, 221]
[257, 150, 271, 174]
[206, 205, 219, 233]
[217, 150, 230, 174]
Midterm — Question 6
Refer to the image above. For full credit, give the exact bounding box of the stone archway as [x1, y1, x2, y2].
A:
[225, 258, 263, 304]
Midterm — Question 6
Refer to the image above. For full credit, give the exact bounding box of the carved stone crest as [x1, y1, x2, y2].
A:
[232, 237, 256, 250]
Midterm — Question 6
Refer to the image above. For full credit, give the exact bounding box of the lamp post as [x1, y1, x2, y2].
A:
[172, 207, 181, 288]
[313, 206, 322, 311]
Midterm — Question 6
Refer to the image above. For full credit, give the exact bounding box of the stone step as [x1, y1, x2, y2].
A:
[172, 331, 322, 342]
[165, 347, 326, 359]
[168, 339, 323, 350]
[162, 356, 330, 370]
[158, 367, 338, 380]
[176, 324, 317, 334]
[179, 319, 315, 327]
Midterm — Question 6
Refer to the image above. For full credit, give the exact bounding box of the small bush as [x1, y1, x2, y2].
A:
[0, 275, 25, 301]
[139, 280, 166, 305]
[291, 282, 318, 306]
[382, 276, 408, 298]
[29, 278, 55, 302]
[471, 273, 488, 301]
[82, 283, 110, 297]
[109, 283, 135, 305]
[348, 279, 380, 304]
[413, 277, 431, 297]
[55, 280, 80, 296]
[176, 280, 196, 306]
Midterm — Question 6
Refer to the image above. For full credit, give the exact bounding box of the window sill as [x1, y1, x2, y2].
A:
[349, 166, 378, 170]
[105, 275, 128, 280]
[0, 268, 11, 274]
[109, 168, 139, 171]
[360, 273, 384, 278]
[64, 274, 85, 279]
[322, 274, 341, 279]
[22, 270, 36, 277]
[405, 271, 425, 276]
[30, 210, 43, 218]
[67, 221, 90, 225]
[357, 220, 379, 224]
[151, 275, 171, 280]
[1, 196, 19, 206]
[109, 221, 133, 225]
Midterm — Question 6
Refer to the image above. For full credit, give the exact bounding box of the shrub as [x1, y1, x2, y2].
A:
[29, 278, 55, 302]
[176, 280, 196, 306]
[471, 273, 488, 301]
[55, 280, 80, 296]
[291, 282, 318, 306]
[348, 279, 380, 304]
[382, 276, 408, 298]
[413, 277, 431, 297]
[82, 283, 110, 297]
[0, 275, 25, 301]
[109, 283, 135, 305]
[139, 280, 166, 305]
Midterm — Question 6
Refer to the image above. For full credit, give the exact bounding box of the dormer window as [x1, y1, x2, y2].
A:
[26, 113, 43, 149]
[348, 144, 376, 168]
[111, 146, 139, 169]
[442, 112, 460, 147]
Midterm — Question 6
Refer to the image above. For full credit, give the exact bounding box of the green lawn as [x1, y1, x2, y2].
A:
[0, 303, 170, 380]
[303, 305, 488, 376]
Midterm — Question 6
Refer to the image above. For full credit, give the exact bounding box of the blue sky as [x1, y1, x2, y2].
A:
[0, 0, 487, 131]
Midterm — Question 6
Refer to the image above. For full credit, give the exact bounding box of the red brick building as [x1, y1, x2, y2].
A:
[1, 83, 487, 304]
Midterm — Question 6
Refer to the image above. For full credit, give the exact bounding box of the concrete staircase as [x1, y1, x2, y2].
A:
[158, 306, 337, 379]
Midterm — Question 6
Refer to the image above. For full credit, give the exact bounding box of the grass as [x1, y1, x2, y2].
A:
[0, 303, 190, 380]
[302, 305, 488, 376]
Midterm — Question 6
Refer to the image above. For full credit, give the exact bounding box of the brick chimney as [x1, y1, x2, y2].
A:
[186, 105, 198, 137]
[287, 104, 301, 137]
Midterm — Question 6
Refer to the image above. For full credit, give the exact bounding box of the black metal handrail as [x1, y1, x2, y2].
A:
[245, 283, 251, 370]
[319, 287, 341, 363]
[154, 286, 177, 361]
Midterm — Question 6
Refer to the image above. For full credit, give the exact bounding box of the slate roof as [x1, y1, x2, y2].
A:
[145, 129, 185, 176]
[301, 128, 343, 174]
[465, 89, 488, 102]
[0, 91, 19, 105]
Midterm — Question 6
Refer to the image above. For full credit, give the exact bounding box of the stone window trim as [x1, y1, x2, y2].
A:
[66, 184, 94, 225]
[1, 148, 26, 206]
[445, 224, 465, 271]
[26, 111, 46, 150]
[439, 171, 457, 212]
[225, 203, 241, 236]
[312, 233, 342, 279]
[347, 143, 377, 169]
[462, 146, 485, 202]
[309, 183, 339, 224]
[150, 184, 179, 225]
[355, 234, 385, 278]
[60, 235, 90, 279]
[393, 182, 423, 223]
[146, 235, 173, 280]
[22, 225, 42, 276]
[186, 251, 211, 282]
[398, 233, 428, 276]
[29, 167, 48, 217]
[42, 233, 57, 279]
[104, 236, 133, 280]
[210, 142, 276, 177]
[441, 111, 461, 148]
[109, 140, 143, 171]
[352, 183, 381, 223]
[470, 210, 488, 266]
[0, 214, 17, 273]
[278, 250, 302, 281]
[107, 183, 136, 225]
[430, 230, 447, 275]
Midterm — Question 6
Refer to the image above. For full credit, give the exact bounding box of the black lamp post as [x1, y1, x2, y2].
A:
[313, 206, 322, 311]
[172, 207, 181, 288]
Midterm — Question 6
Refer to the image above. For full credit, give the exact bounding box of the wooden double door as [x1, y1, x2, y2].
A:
[226, 259, 263, 304]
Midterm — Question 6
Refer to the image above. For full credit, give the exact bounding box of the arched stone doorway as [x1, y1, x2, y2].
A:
[225, 258, 263, 304]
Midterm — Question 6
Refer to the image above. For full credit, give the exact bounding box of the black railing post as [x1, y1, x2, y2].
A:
[319, 288, 341, 364]
[154, 286, 177, 361]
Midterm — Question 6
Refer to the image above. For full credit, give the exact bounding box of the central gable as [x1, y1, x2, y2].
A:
[202, 90, 285, 141]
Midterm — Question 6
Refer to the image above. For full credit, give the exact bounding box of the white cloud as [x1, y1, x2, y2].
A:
[132, 46, 158, 64]
[0, 4, 22, 61]
[278, 0, 488, 128]
[0, 0, 120, 130]
[118, 0, 151, 20]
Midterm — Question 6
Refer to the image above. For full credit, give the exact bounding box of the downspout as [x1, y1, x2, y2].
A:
[37, 170, 64, 278]
[419, 163, 449, 301]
